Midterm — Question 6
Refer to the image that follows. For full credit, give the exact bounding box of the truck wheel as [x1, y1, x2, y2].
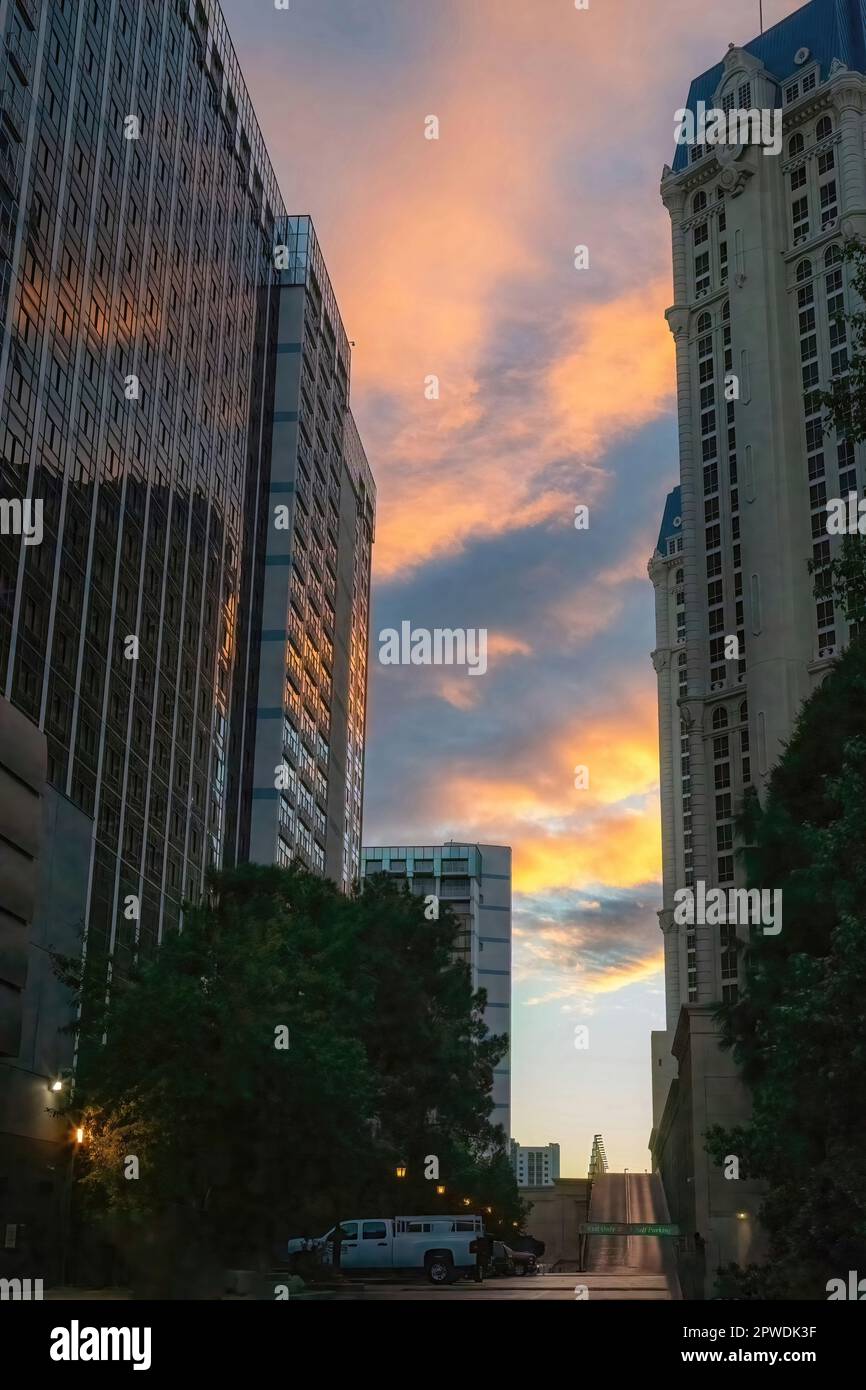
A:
[426, 1255, 455, 1285]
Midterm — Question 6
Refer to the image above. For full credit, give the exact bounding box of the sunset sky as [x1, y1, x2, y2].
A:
[222, 0, 803, 1171]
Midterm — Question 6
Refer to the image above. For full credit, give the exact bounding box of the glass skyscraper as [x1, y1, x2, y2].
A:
[0, 0, 373, 1278]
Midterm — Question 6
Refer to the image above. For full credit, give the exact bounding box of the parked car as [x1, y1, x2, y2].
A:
[489, 1240, 517, 1276]
[287, 1215, 485, 1284]
[488, 1241, 538, 1276]
[509, 1245, 539, 1275]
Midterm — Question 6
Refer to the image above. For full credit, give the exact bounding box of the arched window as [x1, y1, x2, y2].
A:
[693, 190, 707, 213]
[739, 700, 748, 722]
[722, 300, 730, 322]
[696, 311, 712, 333]
[816, 115, 833, 141]
[788, 132, 805, 156]
[825, 243, 842, 267]
[796, 258, 812, 283]
[712, 707, 729, 730]
[675, 568, 684, 584]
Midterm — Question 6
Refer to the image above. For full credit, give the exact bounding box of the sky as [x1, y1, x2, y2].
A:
[221, 0, 804, 1172]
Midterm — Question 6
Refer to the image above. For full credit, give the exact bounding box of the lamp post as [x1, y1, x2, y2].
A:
[60, 1124, 84, 1288]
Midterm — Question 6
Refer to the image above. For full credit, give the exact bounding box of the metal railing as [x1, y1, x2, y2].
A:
[587, 1133, 608, 1180]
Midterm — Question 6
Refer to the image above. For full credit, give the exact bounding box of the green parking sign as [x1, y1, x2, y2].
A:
[579, 1222, 680, 1237]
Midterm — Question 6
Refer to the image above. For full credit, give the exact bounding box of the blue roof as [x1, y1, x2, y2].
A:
[672, 0, 866, 171]
[657, 486, 682, 552]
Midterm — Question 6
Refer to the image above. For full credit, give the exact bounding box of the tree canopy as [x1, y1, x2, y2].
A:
[61, 864, 524, 1294]
[706, 639, 866, 1297]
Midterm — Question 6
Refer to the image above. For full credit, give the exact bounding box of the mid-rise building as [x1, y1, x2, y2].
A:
[650, 0, 866, 1291]
[230, 217, 375, 892]
[509, 1140, 560, 1187]
[0, 0, 372, 1281]
[360, 843, 512, 1137]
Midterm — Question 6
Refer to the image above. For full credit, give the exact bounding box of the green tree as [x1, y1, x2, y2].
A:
[811, 236, 866, 629]
[705, 640, 866, 1298]
[62, 863, 523, 1293]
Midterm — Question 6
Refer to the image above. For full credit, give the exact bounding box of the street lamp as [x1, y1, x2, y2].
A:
[395, 1165, 407, 1179]
[50, 1079, 64, 1093]
[435, 1185, 446, 1196]
[462, 1197, 471, 1207]
[75, 1127, 84, 1145]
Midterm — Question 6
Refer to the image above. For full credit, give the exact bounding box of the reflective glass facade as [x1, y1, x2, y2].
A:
[0, 0, 374, 984]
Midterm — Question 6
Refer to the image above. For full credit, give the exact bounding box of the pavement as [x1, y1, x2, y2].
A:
[42, 1269, 674, 1301]
[327, 1271, 673, 1300]
[584, 1171, 681, 1298]
[43, 1287, 133, 1300]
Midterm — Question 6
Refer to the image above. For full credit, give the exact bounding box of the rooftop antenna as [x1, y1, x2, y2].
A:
[759, 1, 763, 34]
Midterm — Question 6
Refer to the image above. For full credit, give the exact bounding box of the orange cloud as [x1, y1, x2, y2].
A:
[361, 278, 674, 580]
[511, 813, 661, 896]
[523, 951, 665, 1007]
[375, 694, 663, 894]
[546, 282, 675, 459]
[244, 11, 679, 584]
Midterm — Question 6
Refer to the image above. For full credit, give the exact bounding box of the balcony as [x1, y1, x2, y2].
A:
[440, 879, 471, 898]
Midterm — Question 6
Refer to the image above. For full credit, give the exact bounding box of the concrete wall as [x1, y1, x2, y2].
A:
[0, 697, 44, 1059]
[0, 696, 90, 1283]
[652, 1006, 767, 1297]
[521, 1178, 591, 1269]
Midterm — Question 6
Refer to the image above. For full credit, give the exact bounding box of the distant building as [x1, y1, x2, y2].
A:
[360, 843, 511, 1136]
[509, 1141, 560, 1187]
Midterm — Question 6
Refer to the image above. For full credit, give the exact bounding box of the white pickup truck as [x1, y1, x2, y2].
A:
[287, 1214, 484, 1284]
